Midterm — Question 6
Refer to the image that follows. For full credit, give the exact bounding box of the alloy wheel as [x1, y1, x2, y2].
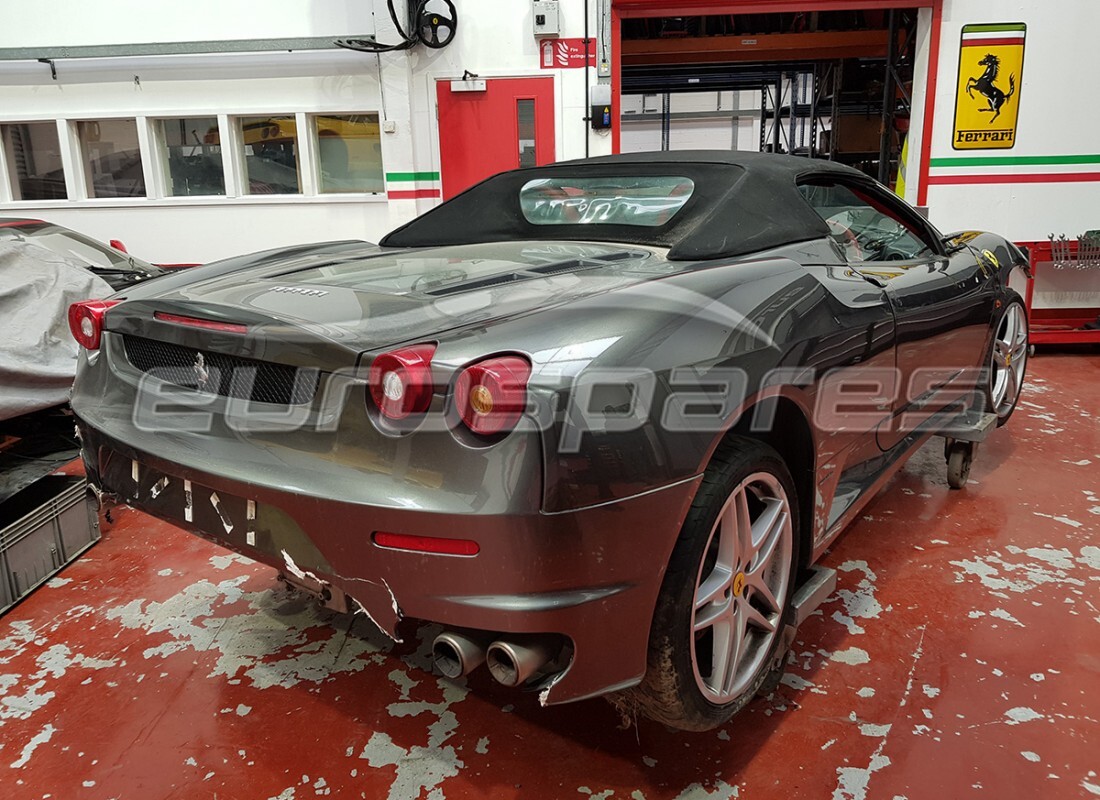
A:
[690, 472, 793, 703]
[991, 302, 1028, 417]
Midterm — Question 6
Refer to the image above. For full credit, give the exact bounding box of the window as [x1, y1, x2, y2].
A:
[240, 115, 301, 194]
[77, 119, 146, 198]
[1, 112, 389, 204]
[315, 114, 384, 193]
[798, 182, 934, 263]
[519, 176, 695, 227]
[517, 100, 536, 169]
[2, 122, 67, 200]
[158, 117, 225, 196]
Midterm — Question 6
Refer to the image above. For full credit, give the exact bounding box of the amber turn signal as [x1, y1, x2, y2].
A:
[454, 355, 532, 436]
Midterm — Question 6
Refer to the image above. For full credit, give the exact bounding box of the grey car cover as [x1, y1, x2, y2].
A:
[0, 240, 112, 422]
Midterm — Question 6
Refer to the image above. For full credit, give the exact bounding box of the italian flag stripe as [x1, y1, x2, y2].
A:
[386, 171, 440, 182]
[962, 37, 1024, 47]
[932, 154, 1100, 168]
[385, 170, 442, 200]
[962, 23, 1025, 45]
[388, 188, 441, 200]
[962, 31, 1025, 40]
[961, 23, 1026, 34]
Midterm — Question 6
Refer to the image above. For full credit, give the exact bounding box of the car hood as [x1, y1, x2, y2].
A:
[104, 241, 676, 370]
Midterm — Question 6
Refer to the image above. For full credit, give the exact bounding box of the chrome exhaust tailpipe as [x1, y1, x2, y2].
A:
[433, 631, 489, 679]
[486, 638, 559, 687]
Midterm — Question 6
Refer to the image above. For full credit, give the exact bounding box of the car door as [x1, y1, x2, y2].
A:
[798, 178, 996, 451]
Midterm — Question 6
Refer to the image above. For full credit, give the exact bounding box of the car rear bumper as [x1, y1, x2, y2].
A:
[76, 419, 701, 705]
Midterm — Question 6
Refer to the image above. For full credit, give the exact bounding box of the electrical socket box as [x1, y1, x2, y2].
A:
[533, 1, 560, 38]
[590, 83, 612, 130]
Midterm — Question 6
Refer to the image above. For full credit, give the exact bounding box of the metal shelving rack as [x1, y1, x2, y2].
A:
[758, 64, 839, 159]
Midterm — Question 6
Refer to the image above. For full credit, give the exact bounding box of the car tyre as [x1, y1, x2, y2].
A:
[984, 294, 1029, 427]
[619, 436, 800, 731]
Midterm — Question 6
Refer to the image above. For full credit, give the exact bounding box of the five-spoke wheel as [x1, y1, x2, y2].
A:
[621, 437, 799, 731]
[691, 473, 793, 703]
[988, 297, 1029, 425]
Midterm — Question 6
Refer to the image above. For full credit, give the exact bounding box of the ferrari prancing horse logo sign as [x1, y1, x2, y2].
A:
[952, 23, 1026, 149]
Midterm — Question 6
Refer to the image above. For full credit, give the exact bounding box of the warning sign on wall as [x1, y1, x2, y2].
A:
[952, 23, 1026, 149]
[540, 38, 595, 69]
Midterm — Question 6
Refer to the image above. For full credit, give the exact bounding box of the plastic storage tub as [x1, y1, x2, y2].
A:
[0, 475, 99, 615]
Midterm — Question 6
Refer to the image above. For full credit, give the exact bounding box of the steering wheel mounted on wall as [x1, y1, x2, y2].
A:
[418, 0, 458, 48]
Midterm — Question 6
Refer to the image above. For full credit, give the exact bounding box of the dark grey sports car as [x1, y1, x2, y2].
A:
[69, 152, 1029, 730]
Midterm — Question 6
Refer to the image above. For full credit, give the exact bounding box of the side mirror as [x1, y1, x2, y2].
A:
[941, 235, 968, 254]
[109, 239, 128, 253]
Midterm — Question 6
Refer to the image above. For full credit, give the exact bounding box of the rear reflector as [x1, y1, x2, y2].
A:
[372, 531, 480, 556]
[153, 311, 248, 334]
[68, 300, 120, 350]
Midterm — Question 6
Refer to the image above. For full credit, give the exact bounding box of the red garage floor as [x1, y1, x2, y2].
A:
[2, 354, 1099, 800]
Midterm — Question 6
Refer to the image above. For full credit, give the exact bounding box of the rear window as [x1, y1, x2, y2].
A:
[519, 176, 695, 227]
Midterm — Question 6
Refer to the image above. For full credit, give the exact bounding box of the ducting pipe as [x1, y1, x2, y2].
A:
[432, 631, 489, 679]
[485, 637, 559, 687]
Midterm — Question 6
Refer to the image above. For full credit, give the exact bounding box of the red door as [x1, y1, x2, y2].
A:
[437, 77, 556, 199]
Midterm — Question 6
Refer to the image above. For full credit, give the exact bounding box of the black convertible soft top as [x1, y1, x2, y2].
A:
[381, 150, 868, 260]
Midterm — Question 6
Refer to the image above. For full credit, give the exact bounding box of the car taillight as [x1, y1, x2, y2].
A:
[454, 355, 532, 436]
[153, 311, 247, 334]
[68, 300, 120, 350]
[368, 344, 437, 420]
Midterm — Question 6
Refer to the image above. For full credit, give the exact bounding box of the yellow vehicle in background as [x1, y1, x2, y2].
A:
[203, 115, 384, 194]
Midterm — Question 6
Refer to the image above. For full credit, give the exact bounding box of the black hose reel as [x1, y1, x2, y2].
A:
[335, 0, 457, 53]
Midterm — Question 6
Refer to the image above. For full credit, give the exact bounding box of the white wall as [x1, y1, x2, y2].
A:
[0, 60, 392, 262]
[922, 0, 1100, 241]
[0, 0, 609, 263]
[392, 0, 612, 205]
[0, 1, 376, 47]
[6, 0, 1087, 261]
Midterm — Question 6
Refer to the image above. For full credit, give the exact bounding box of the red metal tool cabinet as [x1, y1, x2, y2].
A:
[1017, 239, 1100, 345]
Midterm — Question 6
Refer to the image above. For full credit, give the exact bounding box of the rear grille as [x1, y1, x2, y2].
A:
[122, 335, 319, 406]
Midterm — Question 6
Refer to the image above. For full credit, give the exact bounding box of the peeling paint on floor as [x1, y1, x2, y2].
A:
[1, 355, 1097, 798]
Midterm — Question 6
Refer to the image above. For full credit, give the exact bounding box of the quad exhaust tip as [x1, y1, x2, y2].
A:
[434, 630, 563, 686]
[485, 638, 558, 687]
[432, 631, 488, 679]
